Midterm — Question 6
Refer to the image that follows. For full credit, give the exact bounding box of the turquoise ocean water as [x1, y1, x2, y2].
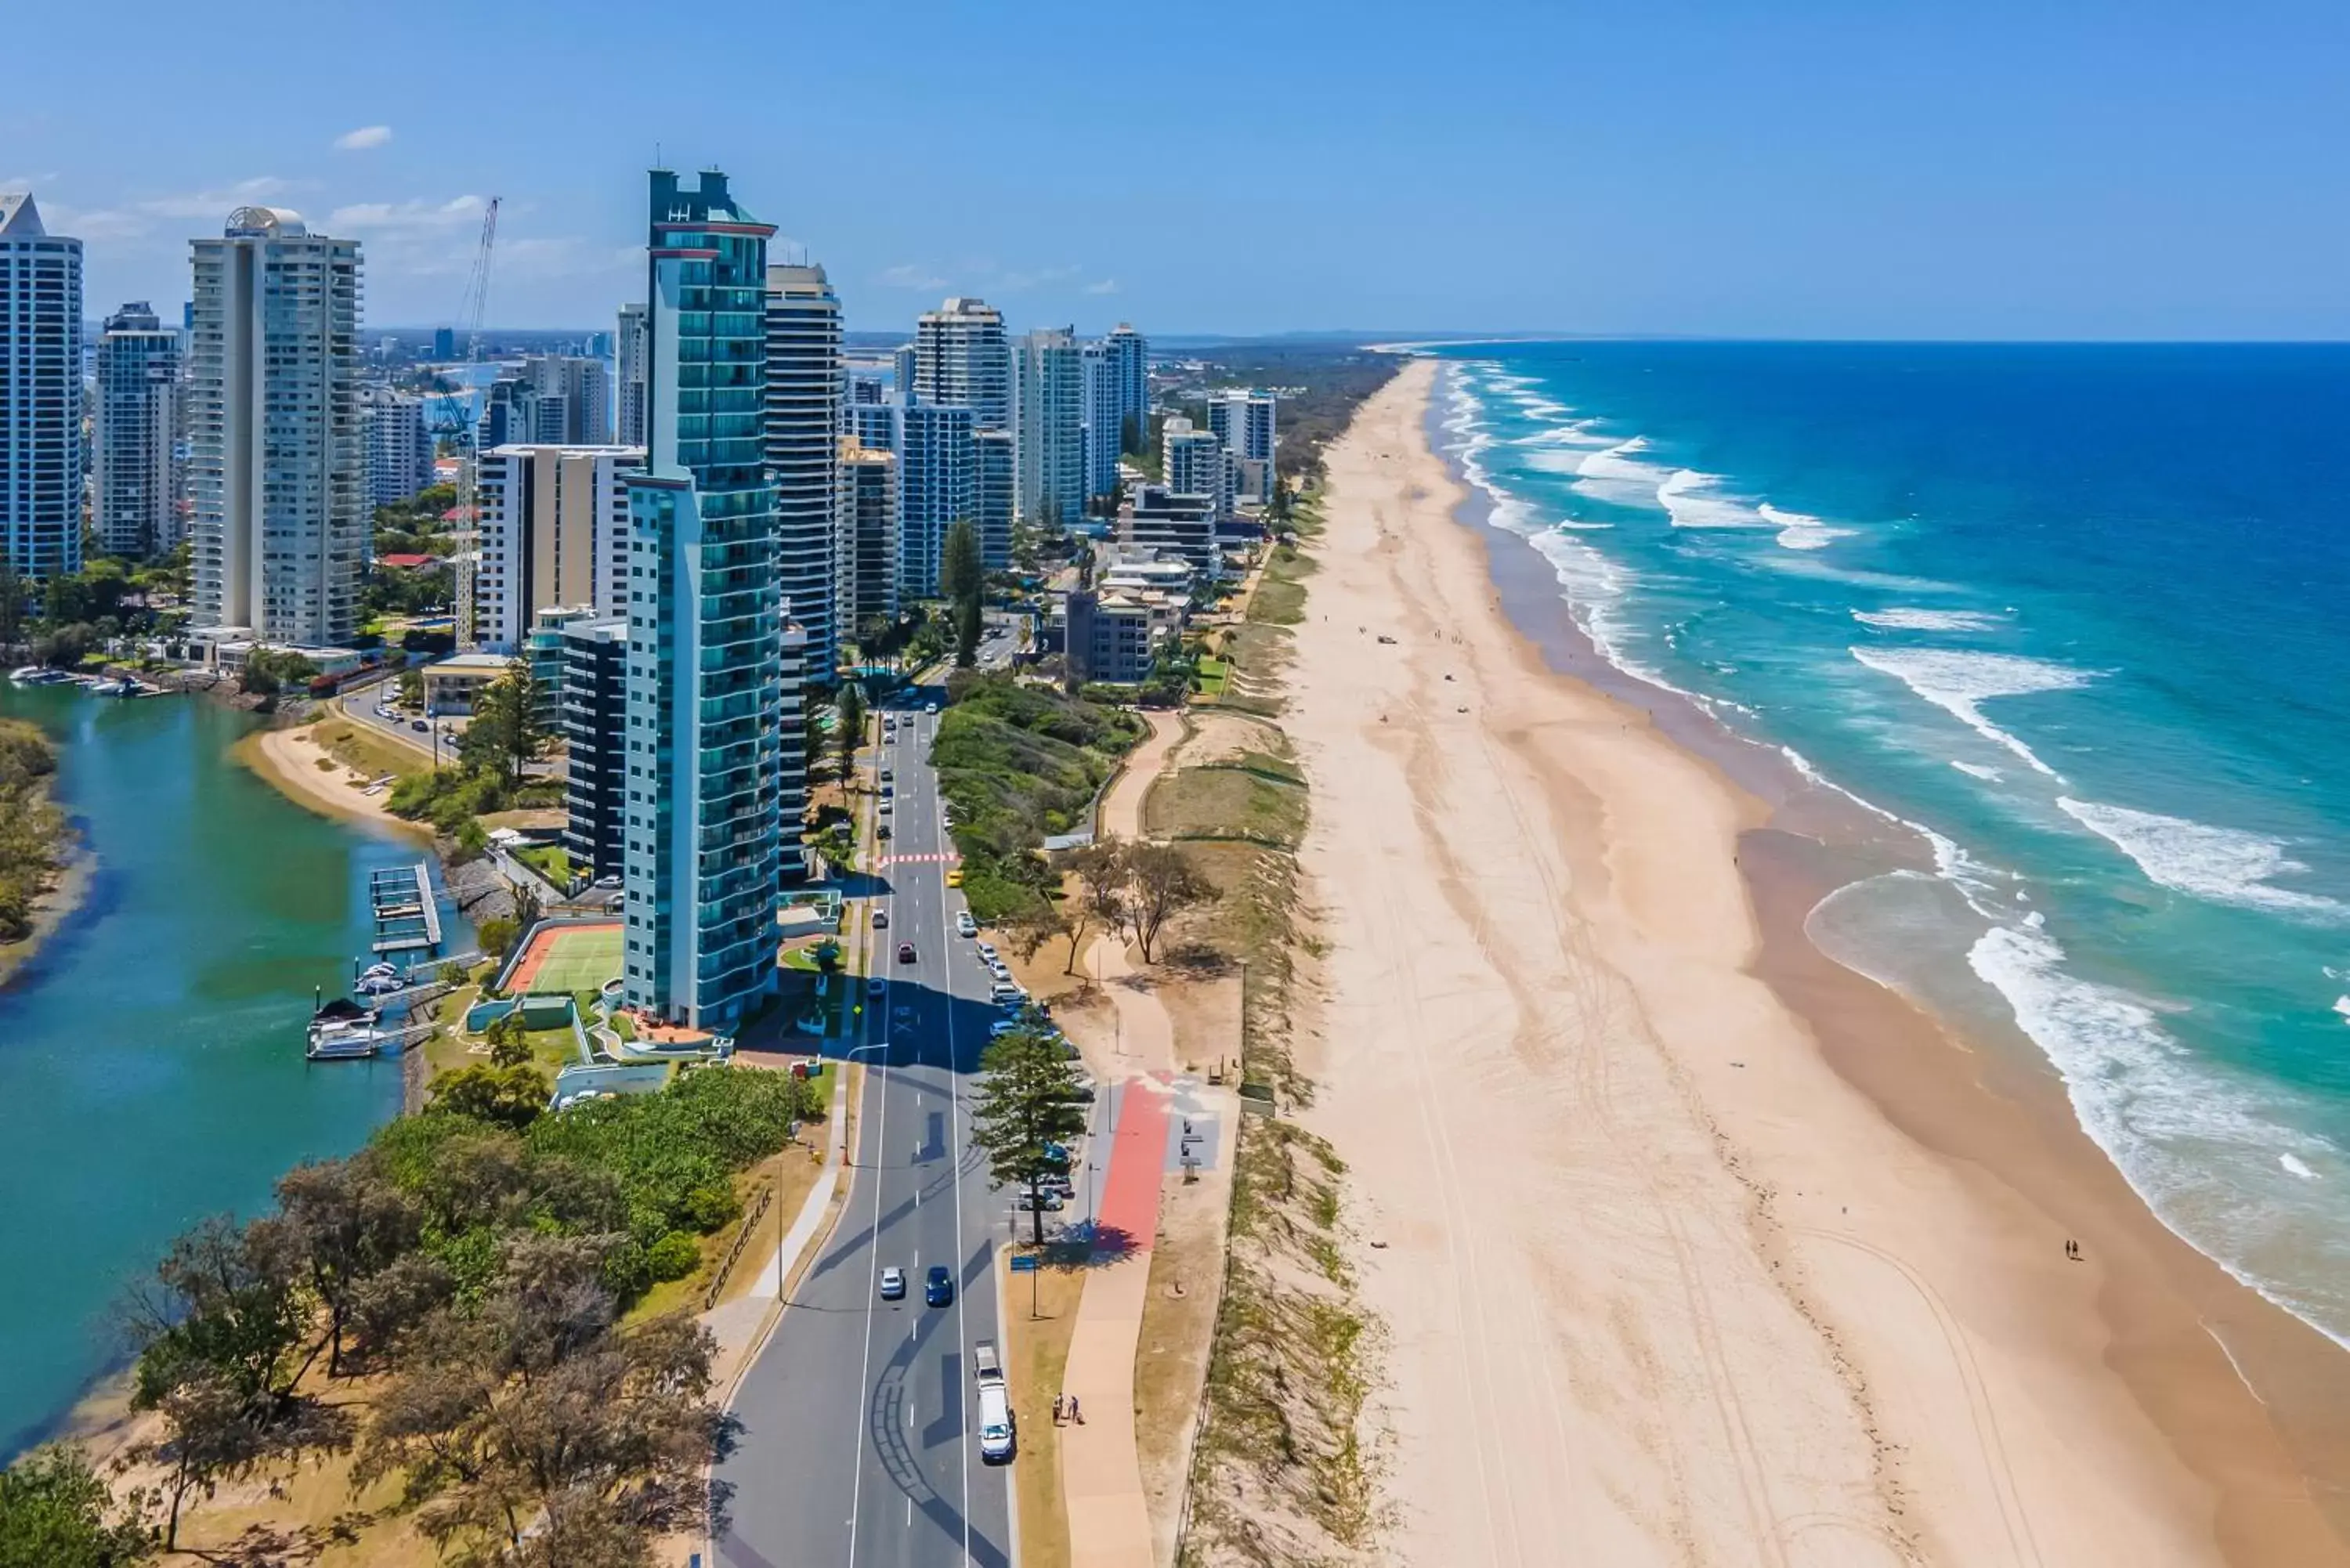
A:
[1430, 341, 2350, 1343]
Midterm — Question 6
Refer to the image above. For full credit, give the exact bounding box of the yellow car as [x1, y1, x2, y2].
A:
[945, 868, 964, 888]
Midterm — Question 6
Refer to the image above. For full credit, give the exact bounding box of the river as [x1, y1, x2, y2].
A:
[0, 685, 439, 1454]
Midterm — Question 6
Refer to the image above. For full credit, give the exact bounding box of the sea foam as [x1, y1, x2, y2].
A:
[1853, 608, 2005, 632]
[1759, 504, 1854, 550]
[1658, 468, 1770, 529]
[1849, 646, 2095, 777]
[2056, 799, 2345, 918]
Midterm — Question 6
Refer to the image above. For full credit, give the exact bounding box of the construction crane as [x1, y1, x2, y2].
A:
[436, 197, 498, 651]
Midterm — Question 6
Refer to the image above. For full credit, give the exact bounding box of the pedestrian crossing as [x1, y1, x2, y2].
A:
[879, 851, 962, 867]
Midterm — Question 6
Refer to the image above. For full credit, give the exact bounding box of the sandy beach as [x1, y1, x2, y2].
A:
[235, 722, 428, 839]
[1283, 358, 2350, 1566]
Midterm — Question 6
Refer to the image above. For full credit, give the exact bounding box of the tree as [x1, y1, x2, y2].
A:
[1000, 903, 1068, 965]
[939, 519, 983, 607]
[262, 1154, 422, 1378]
[0, 1444, 152, 1567]
[970, 1030, 1089, 1247]
[355, 1235, 738, 1566]
[1062, 841, 1129, 974]
[486, 1013, 532, 1068]
[1122, 843, 1213, 964]
[432, 1063, 550, 1131]
[398, 667, 425, 709]
[458, 662, 547, 788]
[955, 594, 982, 669]
[477, 914, 519, 959]
[835, 683, 867, 784]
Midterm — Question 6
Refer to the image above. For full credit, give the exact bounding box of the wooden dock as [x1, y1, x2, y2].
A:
[369, 862, 444, 955]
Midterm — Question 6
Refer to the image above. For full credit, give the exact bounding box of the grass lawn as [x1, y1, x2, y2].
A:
[1003, 1248, 1090, 1568]
[1192, 657, 1231, 697]
[309, 717, 429, 782]
[1144, 764, 1308, 849]
[511, 841, 572, 887]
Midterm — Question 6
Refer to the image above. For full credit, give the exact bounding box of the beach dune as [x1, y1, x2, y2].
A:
[1282, 359, 2350, 1566]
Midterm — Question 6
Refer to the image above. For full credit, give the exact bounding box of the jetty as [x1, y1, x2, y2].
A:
[369, 862, 444, 956]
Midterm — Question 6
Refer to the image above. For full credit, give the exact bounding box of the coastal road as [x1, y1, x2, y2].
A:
[715, 688, 1020, 1568]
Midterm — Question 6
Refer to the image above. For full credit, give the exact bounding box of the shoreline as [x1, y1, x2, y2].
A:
[231, 720, 434, 841]
[1285, 358, 2350, 1565]
[0, 844, 92, 992]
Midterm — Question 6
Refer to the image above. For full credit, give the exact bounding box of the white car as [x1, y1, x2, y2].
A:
[877, 800, 892, 815]
[974, 942, 999, 962]
[956, 912, 978, 938]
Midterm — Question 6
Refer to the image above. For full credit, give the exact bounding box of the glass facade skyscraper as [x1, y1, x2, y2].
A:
[619, 168, 791, 1031]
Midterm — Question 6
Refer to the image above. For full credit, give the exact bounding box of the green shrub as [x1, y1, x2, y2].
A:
[645, 1232, 701, 1282]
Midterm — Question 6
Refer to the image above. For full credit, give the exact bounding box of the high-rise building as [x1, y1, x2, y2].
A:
[0, 192, 83, 580]
[836, 436, 898, 633]
[93, 300, 181, 558]
[474, 443, 642, 651]
[561, 615, 630, 879]
[1079, 339, 1122, 504]
[1209, 388, 1278, 502]
[1101, 323, 1148, 448]
[762, 263, 842, 683]
[615, 302, 649, 446]
[522, 355, 613, 445]
[360, 387, 433, 510]
[776, 617, 810, 881]
[897, 401, 975, 598]
[974, 427, 1015, 571]
[432, 326, 455, 359]
[1162, 414, 1231, 518]
[891, 343, 916, 402]
[1014, 327, 1086, 528]
[620, 168, 793, 1031]
[190, 206, 363, 646]
[913, 297, 1010, 433]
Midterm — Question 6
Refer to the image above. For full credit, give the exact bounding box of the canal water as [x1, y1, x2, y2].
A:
[0, 685, 440, 1454]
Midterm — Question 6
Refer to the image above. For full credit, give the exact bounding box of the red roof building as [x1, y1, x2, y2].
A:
[377, 552, 439, 570]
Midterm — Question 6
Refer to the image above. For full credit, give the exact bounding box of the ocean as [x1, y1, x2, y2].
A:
[1430, 340, 2350, 1345]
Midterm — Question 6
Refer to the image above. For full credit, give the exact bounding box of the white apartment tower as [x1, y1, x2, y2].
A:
[189, 207, 364, 646]
[1102, 323, 1148, 444]
[1080, 339, 1122, 504]
[94, 301, 182, 558]
[763, 262, 844, 683]
[913, 297, 1010, 434]
[474, 443, 642, 651]
[615, 302, 649, 446]
[360, 387, 433, 508]
[0, 193, 84, 579]
[1163, 415, 1232, 518]
[523, 355, 613, 446]
[1013, 327, 1086, 527]
[1209, 388, 1278, 502]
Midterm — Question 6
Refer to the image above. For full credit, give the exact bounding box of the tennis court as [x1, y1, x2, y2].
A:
[504, 921, 624, 995]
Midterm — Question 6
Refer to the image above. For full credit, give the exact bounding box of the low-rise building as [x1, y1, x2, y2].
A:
[421, 650, 514, 716]
[1064, 588, 1171, 687]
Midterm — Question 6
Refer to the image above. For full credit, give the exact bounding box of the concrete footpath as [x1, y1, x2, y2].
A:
[707, 1064, 853, 1400]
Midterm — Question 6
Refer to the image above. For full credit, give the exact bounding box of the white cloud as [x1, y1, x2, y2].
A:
[878, 263, 946, 291]
[992, 264, 1080, 293]
[327, 195, 486, 233]
[1084, 278, 1120, 296]
[333, 125, 394, 152]
[137, 177, 298, 220]
[36, 177, 299, 242]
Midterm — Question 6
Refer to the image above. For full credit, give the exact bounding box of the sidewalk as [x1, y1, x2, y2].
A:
[707, 1065, 853, 1400]
[1058, 1073, 1171, 1568]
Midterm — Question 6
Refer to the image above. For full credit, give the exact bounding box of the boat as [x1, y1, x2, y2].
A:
[9, 666, 70, 687]
[308, 998, 392, 1060]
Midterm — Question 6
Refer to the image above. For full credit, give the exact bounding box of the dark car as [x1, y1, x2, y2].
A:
[925, 1265, 954, 1306]
[410, 718, 428, 732]
[898, 941, 916, 963]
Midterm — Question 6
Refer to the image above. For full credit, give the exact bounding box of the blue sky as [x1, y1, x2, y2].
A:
[5, 0, 2345, 338]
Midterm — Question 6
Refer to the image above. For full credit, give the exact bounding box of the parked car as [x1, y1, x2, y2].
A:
[988, 1020, 1021, 1039]
[410, 719, 428, 732]
[871, 908, 889, 928]
[867, 975, 887, 996]
[878, 800, 892, 815]
[956, 912, 978, 938]
[1014, 1190, 1065, 1212]
[925, 1265, 954, 1306]
[877, 822, 891, 840]
[879, 1266, 906, 1301]
[880, 782, 894, 797]
[945, 868, 963, 887]
[974, 942, 999, 962]
[880, 767, 894, 782]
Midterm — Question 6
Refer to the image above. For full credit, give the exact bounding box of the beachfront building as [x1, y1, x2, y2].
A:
[1065, 588, 1167, 687]
[93, 301, 183, 558]
[1014, 327, 1086, 529]
[1119, 482, 1219, 576]
[1162, 415, 1232, 519]
[190, 206, 364, 648]
[421, 649, 512, 716]
[473, 443, 641, 651]
[619, 166, 790, 1032]
[913, 297, 1010, 433]
[615, 302, 648, 446]
[1101, 322, 1148, 445]
[1080, 339, 1122, 507]
[762, 262, 843, 684]
[0, 192, 83, 580]
[836, 436, 898, 632]
[974, 426, 1015, 571]
[1209, 388, 1277, 502]
[361, 387, 433, 509]
[562, 614, 629, 880]
[777, 616, 812, 881]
